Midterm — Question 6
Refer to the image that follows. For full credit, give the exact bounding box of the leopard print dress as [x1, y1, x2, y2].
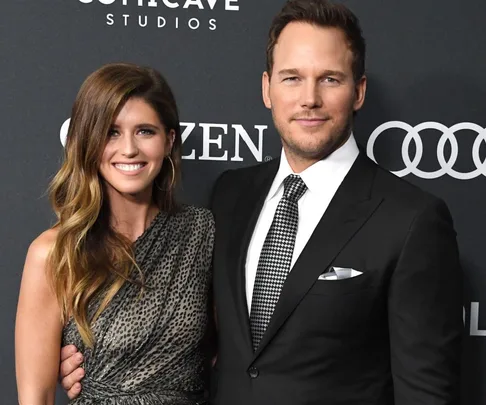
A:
[62, 205, 215, 405]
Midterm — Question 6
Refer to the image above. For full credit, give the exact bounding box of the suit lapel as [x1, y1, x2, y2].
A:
[252, 154, 383, 360]
[227, 159, 280, 355]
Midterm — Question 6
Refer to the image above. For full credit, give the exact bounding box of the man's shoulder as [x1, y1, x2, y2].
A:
[368, 156, 445, 212]
[221, 159, 277, 179]
[214, 159, 278, 191]
[210, 159, 278, 212]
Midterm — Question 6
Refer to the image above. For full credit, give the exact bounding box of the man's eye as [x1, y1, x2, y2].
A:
[283, 76, 299, 82]
[324, 77, 339, 84]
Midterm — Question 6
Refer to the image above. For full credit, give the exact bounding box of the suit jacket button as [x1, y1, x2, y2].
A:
[248, 366, 259, 379]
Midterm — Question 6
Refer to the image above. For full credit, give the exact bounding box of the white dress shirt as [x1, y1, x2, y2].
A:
[245, 134, 360, 313]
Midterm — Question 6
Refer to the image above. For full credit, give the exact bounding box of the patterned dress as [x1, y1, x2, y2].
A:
[62, 206, 215, 405]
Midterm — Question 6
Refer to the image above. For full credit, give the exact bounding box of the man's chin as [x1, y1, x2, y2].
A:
[282, 148, 326, 165]
[287, 139, 340, 159]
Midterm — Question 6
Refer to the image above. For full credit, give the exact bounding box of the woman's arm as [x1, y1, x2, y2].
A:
[15, 229, 62, 405]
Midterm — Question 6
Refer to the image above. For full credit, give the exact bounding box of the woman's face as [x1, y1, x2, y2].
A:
[99, 97, 174, 200]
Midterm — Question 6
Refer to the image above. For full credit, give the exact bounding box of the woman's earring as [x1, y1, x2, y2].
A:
[154, 156, 175, 191]
[166, 155, 175, 189]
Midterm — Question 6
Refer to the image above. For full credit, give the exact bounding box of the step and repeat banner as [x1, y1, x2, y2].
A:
[1, 0, 485, 403]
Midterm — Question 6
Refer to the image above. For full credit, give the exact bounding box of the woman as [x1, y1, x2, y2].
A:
[15, 63, 214, 404]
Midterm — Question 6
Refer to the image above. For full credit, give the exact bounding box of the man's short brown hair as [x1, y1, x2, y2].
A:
[266, 0, 366, 82]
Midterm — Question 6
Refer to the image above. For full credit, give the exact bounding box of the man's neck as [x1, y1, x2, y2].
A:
[283, 133, 352, 174]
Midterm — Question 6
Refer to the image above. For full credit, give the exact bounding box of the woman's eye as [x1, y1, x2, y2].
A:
[139, 128, 155, 136]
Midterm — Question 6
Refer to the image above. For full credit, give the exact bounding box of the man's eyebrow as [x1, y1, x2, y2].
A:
[320, 70, 346, 78]
[277, 68, 301, 76]
[277, 68, 347, 79]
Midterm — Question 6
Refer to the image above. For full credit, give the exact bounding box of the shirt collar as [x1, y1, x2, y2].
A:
[266, 133, 359, 202]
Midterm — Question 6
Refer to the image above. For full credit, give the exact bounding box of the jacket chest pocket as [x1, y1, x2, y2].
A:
[296, 271, 385, 333]
[307, 269, 376, 296]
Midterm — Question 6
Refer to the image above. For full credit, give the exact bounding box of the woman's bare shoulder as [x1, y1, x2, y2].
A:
[26, 228, 59, 267]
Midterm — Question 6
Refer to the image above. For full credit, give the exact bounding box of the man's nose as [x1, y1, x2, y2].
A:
[300, 81, 323, 109]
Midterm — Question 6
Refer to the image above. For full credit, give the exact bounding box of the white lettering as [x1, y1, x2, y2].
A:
[79, 0, 239, 10]
[188, 18, 200, 30]
[61, 120, 263, 161]
[157, 16, 166, 27]
[183, 0, 204, 9]
[181, 122, 196, 159]
[231, 124, 266, 162]
[206, 0, 217, 9]
[226, 0, 239, 11]
[139, 15, 148, 27]
[209, 18, 216, 31]
[162, 0, 179, 8]
[470, 302, 486, 336]
[106, 13, 115, 25]
[123, 14, 130, 25]
[199, 123, 228, 161]
[60, 119, 71, 147]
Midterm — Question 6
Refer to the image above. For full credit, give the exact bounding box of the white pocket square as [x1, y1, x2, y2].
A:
[318, 267, 363, 281]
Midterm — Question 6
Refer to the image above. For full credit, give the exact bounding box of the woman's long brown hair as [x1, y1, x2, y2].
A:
[48, 63, 182, 346]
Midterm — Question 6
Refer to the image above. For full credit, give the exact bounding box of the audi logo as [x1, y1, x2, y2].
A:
[366, 121, 486, 180]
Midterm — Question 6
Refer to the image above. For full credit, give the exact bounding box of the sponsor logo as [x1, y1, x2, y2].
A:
[466, 302, 486, 336]
[78, 0, 240, 31]
[60, 118, 268, 162]
[367, 121, 486, 180]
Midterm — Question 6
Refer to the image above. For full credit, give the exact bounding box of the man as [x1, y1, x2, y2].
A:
[60, 1, 463, 404]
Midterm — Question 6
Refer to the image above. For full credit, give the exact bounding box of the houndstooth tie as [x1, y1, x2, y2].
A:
[250, 174, 307, 351]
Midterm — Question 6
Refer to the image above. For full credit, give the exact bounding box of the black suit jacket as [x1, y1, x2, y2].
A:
[210, 153, 462, 405]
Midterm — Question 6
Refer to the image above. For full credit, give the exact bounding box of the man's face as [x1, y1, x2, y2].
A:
[263, 22, 366, 171]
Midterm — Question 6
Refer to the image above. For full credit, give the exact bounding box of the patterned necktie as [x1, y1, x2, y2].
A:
[250, 174, 307, 351]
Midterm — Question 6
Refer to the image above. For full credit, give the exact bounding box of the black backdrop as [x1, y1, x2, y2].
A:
[1, 1, 485, 403]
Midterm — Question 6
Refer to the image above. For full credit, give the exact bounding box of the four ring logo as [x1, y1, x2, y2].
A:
[366, 121, 486, 180]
